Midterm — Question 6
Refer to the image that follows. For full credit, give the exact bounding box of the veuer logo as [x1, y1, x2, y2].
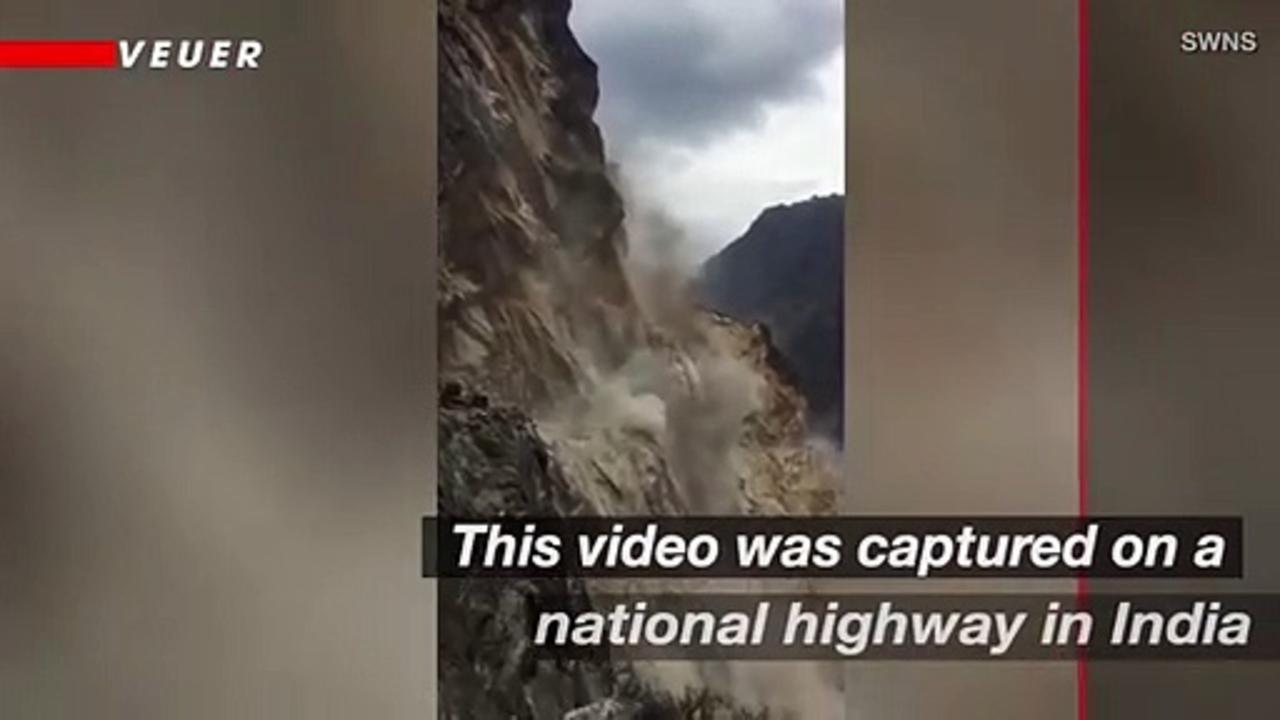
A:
[118, 39, 263, 69]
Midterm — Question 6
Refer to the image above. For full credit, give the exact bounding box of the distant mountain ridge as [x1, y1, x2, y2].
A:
[700, 194, 844, 441]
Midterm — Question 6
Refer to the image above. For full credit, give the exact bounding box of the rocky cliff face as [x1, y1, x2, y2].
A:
[438, 0, 836, 717]
[700, 195, 844, 441]
[439, 0, 641, 407]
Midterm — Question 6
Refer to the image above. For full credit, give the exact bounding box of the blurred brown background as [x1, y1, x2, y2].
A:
[1089, 0, 1280, 717]
[851, 0, 1280, 717]
[0, 1, 435, 717]
[849, 0, 1078, 717]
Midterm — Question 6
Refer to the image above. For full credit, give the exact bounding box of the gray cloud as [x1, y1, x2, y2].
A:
[571, 0, 843, 151]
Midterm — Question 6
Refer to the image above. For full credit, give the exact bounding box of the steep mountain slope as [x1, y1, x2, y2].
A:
[700, 195, 844, 440]
[437, 0, 837, 717]
[438, 0, 833, 517]
[438, 0, 642, 407]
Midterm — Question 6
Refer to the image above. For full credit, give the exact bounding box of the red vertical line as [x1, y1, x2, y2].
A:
[1076, 0, 1090, 718]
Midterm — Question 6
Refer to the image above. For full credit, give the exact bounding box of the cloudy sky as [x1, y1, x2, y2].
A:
[570, 0, 844, 260]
